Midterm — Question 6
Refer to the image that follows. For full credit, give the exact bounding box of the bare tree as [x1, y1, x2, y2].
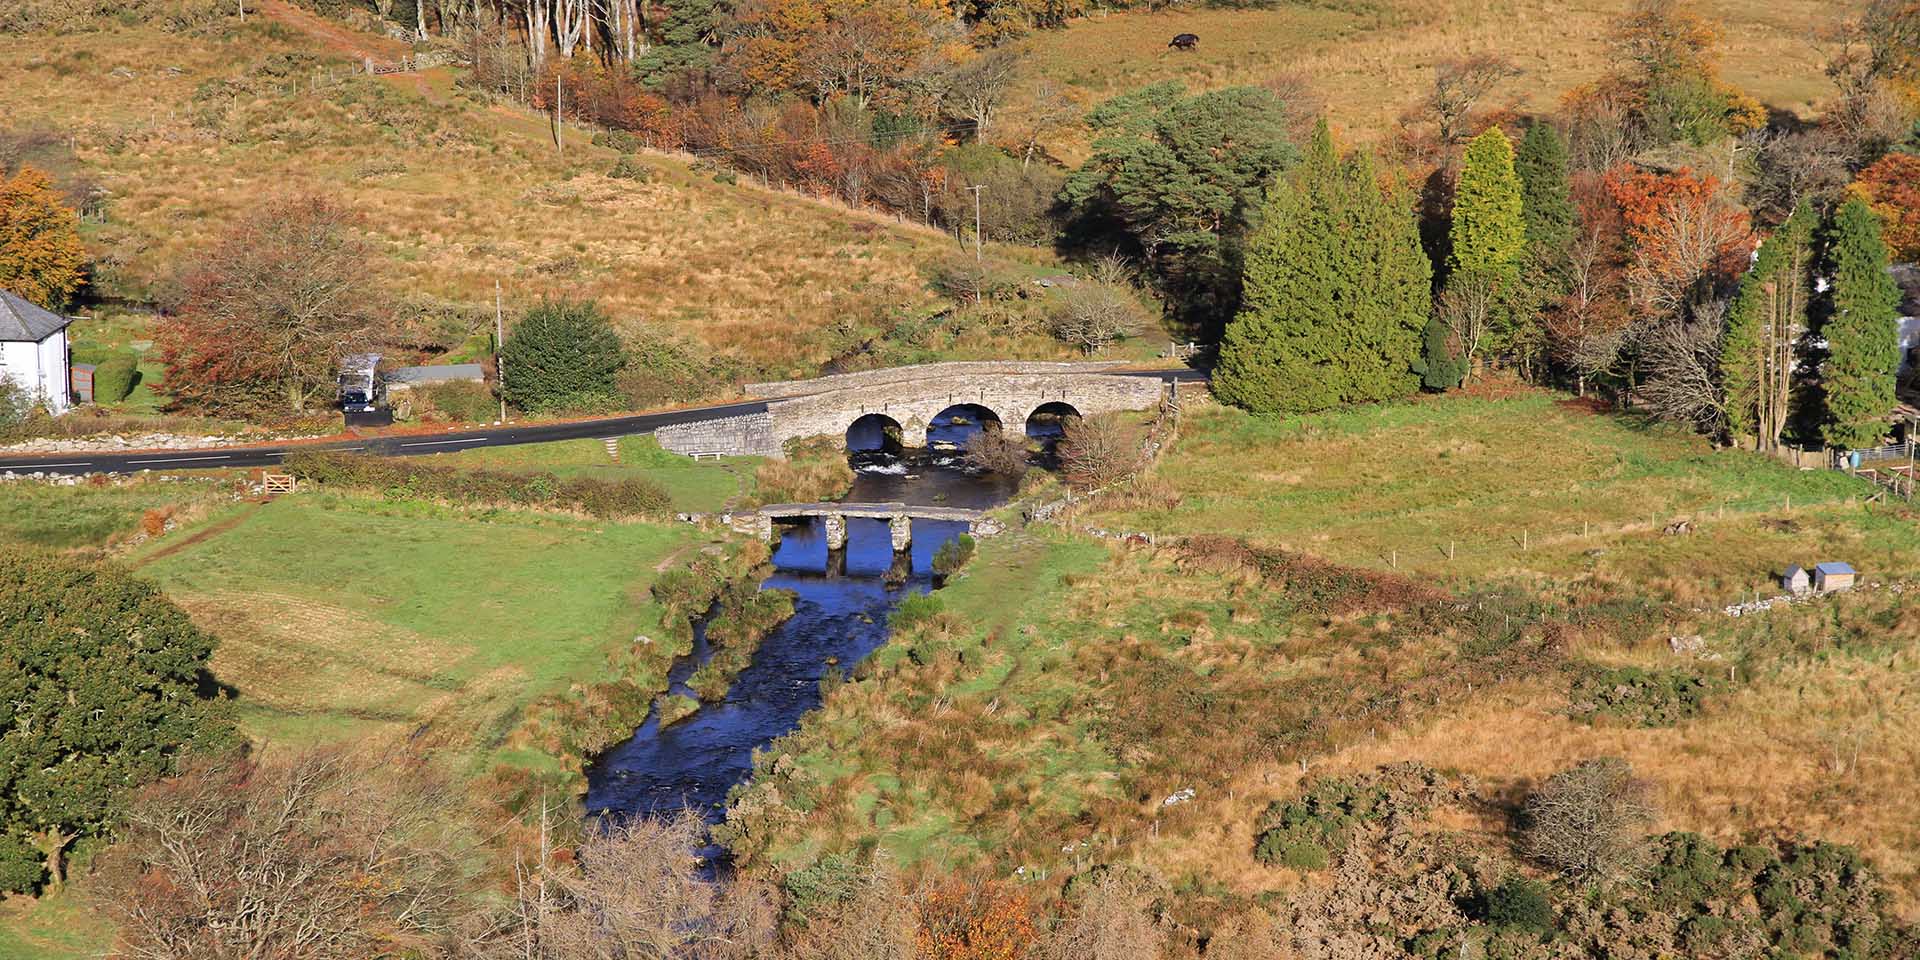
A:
[1524, 757, 1658, 883]
[784, 860, 918, 960]
[963, 425, 1031, 477]
[1049, 282, 1145, 355]
[1437, 270, 1502, 379]
[940, 49, 1020, 138]
[95, 749, 469, 960]
[1637, 311, 1726, 431]
[548, 813, 775, 960]
[1059, 414, 1144, 490]
[1043, 870, 1168, 960]
[1421, 55, 1522, 151]
[1008, 79, 1081, 169]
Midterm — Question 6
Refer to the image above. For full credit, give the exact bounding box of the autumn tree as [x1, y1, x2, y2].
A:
[0, 551, 231, 891]
[1606, 0, 1763, 146]
[1215, 121, 1430, 412]
[1720, 200, 1815, 451]
[1547, 178, 1632, 397]
[915, 880, 1037, 960]
[1848, 152, 1920, 262]
[1606, 167, 1751, 319]
[0, 165, 84, 310]
[156, 196, 387, 418]
[1821, 197, 1901, 450]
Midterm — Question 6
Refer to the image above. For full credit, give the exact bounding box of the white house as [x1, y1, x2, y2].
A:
[0, 289, 73, 415]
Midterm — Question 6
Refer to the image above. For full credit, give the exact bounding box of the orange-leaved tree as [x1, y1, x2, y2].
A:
[1849, 151, 1920, 262]
[1604, 165, 1751, 318]
[0, 165, 85, 309]
[915, 880, 1037, 960]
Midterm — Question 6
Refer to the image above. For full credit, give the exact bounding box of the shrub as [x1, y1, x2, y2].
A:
[1254, 835, 1328, 871]
[617, 325, 741, 408]
[926, 256, 1023, 305]
[92, 351, 138, 403]
[931, 534, 976, 578]
[1569, 665, 1720, 727]
[281, 450, 667, 517]
[593, 129, 643, 153]
[1484, 876, 1555, 933]
[609, 155, 653, 181]
[1524, 757, 1657, 882]
[1058, 414, 1145, 489]
[784, 852, 864, 924]
[417, 380, 497, 422]
[891, 592, 944, 630]
[963, 428, 1030, 476]
[0, 833, 46, 894]
[501, 298, 626, 412]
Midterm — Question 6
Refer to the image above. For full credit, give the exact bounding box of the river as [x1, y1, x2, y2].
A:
[585, 410, 1046, 824]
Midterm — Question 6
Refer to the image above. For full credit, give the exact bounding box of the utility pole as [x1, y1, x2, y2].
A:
[495, 281, 508, 423]
[238, 0, 244, 22]
[966, 184, 985, 261]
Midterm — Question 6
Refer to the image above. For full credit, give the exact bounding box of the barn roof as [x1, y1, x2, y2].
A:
[1814, 561, 1855, 575]
[0, 290, 72, 342]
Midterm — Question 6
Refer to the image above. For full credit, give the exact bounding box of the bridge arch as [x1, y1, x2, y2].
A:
[1023, 401, 1082, 442]
[846, 412, 904, 454]
[926, 403, 1002, 449]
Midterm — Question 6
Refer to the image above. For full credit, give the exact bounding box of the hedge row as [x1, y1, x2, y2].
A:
[282, 450, 670, 518]
[92, 352, 138, 403]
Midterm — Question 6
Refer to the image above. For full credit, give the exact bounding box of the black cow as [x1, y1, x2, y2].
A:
[1169, 33, 1199, 50]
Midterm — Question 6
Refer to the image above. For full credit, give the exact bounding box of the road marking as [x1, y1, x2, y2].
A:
[399, 437, 488, 447]
[129, 455, 233, 464]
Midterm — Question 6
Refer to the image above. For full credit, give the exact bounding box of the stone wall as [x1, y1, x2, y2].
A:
[654, 410, 781, 457]
[746, 360, 1131, 398]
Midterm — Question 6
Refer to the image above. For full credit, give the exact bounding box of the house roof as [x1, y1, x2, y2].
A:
[0, 290, 72, 342]
[1814, 562, 1856, 575]
[387, 364, 486, 384]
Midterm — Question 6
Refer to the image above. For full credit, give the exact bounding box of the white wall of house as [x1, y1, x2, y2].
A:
[1, 330, 71, 415]
[1901, 316, 1920, 374]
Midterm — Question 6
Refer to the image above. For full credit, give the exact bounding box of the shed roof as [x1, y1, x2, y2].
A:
[0, 290, 72, 342]
[387, 364, 486, 384]
[1783, 565, 1807, 578]
[1814, 562, 1856, 575]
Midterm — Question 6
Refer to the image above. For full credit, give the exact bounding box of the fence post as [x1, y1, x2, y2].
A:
[1448, 540, 1455, 561]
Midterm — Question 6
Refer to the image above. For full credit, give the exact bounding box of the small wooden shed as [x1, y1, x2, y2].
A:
[1782, 565, 1811, 595]
[1813, 562, 1856, 593]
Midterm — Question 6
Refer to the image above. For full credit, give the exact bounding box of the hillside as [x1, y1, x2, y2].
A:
[0, 12, 1070, 380]
[1011, 0, 1854, 163]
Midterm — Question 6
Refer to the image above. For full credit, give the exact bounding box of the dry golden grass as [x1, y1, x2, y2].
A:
[1014, 0, 1855, 161]
[0, 20, 996, 374]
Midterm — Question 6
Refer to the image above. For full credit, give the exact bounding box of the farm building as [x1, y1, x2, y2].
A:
[0, 289, 72, 416]
[1782, 565, 1811, 595]
[1813, 562, 1856, 593]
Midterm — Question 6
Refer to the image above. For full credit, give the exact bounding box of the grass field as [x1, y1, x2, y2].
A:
[126, 492, 709, 757]
[723, 389, 1920, 916]
[428, 434, 759, 512]
[1090, 391, 1912, 602]
[0, 16, 1074, 380]
[0, 477, 236, 550]
[1011, 0, 1854, 161]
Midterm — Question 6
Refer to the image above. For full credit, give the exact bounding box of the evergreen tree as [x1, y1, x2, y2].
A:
[501, 299, 628, 412]
[1720, 200, 1813, 451]
[1449, 127, 1528, 277]
[1514, 123, 1574, 277]
[1442, 127, 1529, 375]
[1820, 198, 1901, 450]
[1415, 314, 1468, 390]
[1215, 122, 1429, 413]
[0, 551, 232, 891]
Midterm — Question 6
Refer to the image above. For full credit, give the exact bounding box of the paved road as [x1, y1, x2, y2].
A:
[0, 399, 771, 477]
[0, 367, 1204, 477]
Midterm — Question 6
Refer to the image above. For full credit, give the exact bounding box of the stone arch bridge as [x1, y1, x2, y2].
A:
[653, 361, 1186, 458]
